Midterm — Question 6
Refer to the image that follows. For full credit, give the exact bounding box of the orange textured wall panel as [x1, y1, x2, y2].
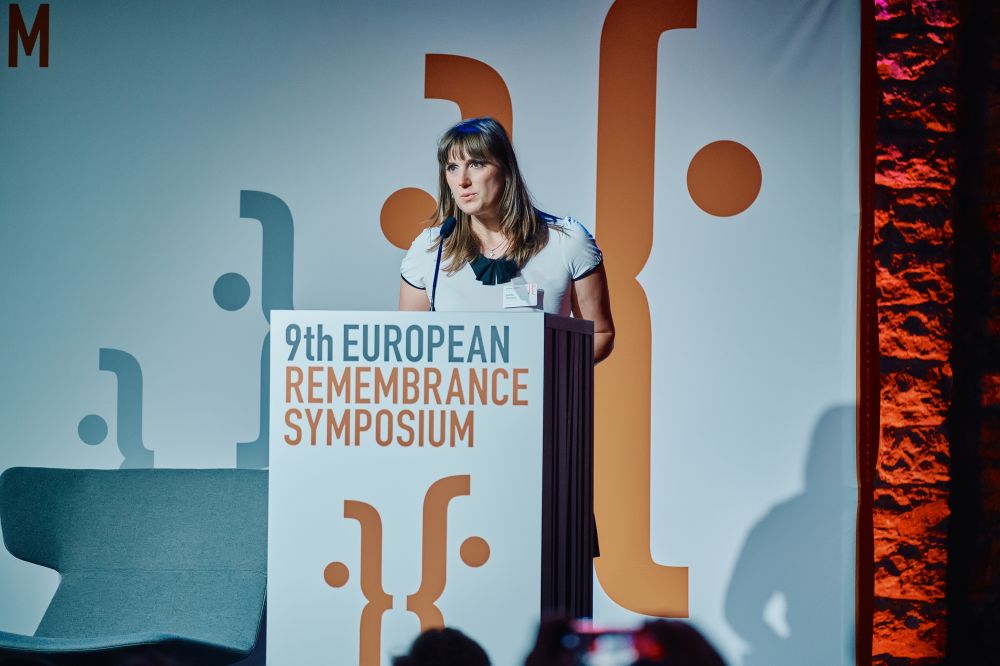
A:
[872, 0, 959, 663]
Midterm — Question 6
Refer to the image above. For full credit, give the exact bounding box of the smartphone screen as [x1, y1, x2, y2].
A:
[578, 630, 639, 666]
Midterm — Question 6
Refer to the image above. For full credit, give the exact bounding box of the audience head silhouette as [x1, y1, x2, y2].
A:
[393, 627, 490, 666]
[632, 620, 726, 666]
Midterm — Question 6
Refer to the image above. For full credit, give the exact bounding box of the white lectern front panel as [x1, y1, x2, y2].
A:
[268, 310, 545, 666]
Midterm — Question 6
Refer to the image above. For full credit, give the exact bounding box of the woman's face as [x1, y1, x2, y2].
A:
[445, 150, 505, 223]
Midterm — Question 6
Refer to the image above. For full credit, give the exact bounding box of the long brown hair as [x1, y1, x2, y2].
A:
[433, 117, 549, 273]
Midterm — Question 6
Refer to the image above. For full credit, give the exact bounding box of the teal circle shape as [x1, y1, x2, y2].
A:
[78, 414, 108, 445]
[214, 273, 251, 311]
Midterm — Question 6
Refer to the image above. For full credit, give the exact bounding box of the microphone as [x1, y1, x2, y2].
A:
[440, 215, 458, 237]
[430, 216, 457, 311]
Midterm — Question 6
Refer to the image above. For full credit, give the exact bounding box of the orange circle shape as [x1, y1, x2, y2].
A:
[460, 536, 490, 568]
[323, 561, 349, 588]
[686, 140, 762, 217]
[380, 187, 438, 250]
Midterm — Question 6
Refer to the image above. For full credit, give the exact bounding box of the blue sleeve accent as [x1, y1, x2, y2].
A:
[401, 274, 425, 290]
[572, 258, 603, 281]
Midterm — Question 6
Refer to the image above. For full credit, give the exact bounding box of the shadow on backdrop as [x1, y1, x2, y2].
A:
[724, 405, 856, 666]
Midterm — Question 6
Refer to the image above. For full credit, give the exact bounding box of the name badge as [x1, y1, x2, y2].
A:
[503, 283, 538, 308]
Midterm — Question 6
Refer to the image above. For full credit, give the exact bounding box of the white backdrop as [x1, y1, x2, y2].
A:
[0, 1, 858, 664]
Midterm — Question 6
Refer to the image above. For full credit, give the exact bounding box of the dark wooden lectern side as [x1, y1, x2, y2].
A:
[541, 314, 595, 618]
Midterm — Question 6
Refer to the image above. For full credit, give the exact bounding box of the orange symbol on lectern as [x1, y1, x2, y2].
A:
[324, 475, 490, 666]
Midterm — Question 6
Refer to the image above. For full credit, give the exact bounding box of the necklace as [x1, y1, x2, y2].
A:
[484, 237, 507, 258]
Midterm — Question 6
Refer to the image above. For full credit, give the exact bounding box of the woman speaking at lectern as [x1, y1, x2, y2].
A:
[398, 117, 615, 363]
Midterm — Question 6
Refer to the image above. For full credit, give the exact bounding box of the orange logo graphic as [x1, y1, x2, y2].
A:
[379, 0, 761, 618]
[324, 475, 490, 666]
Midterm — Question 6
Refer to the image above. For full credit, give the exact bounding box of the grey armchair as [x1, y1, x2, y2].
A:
[0, 468, 267, 665]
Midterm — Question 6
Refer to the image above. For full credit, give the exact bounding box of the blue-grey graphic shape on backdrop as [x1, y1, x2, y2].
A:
[214, 272, 252, 311]
[239, 339, 272, 469]
[77, 414, 108, 446]
[87, 348, 154, 468]
[225, 190, 295, 469]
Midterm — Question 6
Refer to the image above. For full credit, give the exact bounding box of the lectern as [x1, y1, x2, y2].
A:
[267, 311, 594, 666]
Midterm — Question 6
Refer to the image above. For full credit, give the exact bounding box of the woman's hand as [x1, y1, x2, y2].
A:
[571, 264, 615, 363]
[398, 278, 430, 311]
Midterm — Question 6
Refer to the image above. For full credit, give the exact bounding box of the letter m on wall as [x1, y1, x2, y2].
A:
[9, 3, 49, 67]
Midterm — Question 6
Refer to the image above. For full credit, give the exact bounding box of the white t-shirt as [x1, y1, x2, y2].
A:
[400, 216, 602, 315]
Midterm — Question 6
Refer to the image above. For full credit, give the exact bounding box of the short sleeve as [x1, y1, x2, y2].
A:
[400, 228, 436, 289]
[559, 218, 603, 280]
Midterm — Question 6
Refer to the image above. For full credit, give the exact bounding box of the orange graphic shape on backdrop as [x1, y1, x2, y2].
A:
[460, 536, 491, 568]
[323, 561, 350, 588]
[594, 0, 698, 618]
[687, 140, 762, 217]
[380, 55, 513, 249]
[379, 1, 763, 621]
[424, 54, 513, 137]
[381, 187, 437, 249]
